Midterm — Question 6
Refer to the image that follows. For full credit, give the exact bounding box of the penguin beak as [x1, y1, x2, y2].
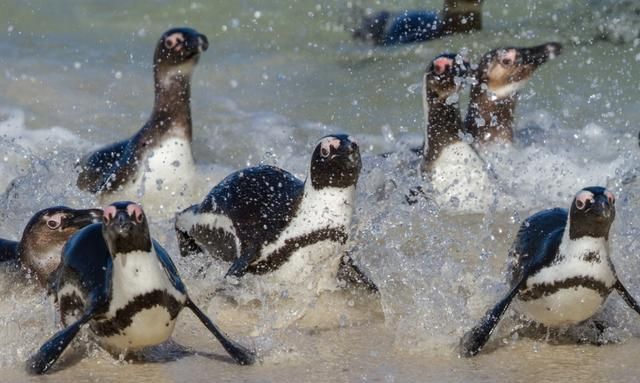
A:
[185, 33, 209, 55]
[519, 42, 562, 66]
[112, 212, 133, 235]
[588, 196, 612, 219]
[65, 209, 103, 229]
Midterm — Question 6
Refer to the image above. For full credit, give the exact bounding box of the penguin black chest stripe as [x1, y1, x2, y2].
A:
[91, 289, 183, 337]
[247, 226, 348, 274]
[518, 276, 612, 301]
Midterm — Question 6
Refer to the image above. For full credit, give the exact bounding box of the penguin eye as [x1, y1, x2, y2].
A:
[127, 204, 144, 224]
[103, 206, 117, 224]
[320, 147, 330, 158]
[605, 190, 616, 205]
[575, 191, 594, 210]
[501, 58, 513, 66]
[46, 219, 61, 230]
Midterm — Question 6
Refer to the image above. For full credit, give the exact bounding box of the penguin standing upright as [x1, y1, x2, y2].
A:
[76, 28, 209, 214]
[27, 201, 254, 374]
[461, 187, 640, 356]
[175, 134, 375, 292]
[417, 53, 493, 212]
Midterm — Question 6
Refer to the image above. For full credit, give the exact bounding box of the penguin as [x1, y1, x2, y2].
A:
[418, 53, 493, 211]
[464, 42, 562, 144]
[76, 28, 209, 214]
[0, 206, 102, 284]
[27, 201, 254, 374]
[352, 0, 483, 45]
[460, 186, 640, 356]
[175, 134, 374, 292]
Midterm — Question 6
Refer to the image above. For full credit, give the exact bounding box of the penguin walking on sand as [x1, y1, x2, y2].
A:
[0, 206, 101, 284]
[76, 28, 209, 215]
[414, 52, 494, 212]
[465, 42, 562, 145]
[352, 0, 483, 45]
[27, 201, 254, 374]
[460, 187, 640, 356]
[175, 134, 376, 292]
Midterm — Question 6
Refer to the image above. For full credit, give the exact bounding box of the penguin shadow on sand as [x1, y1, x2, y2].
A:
[460, 187, 640, 357]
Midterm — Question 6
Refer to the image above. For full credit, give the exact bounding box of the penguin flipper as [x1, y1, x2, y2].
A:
[185, 297, 256, 365]
[76, 139, 135, 193]
[337, 254, 378, 293]
[225, 244, 258, 278]
[26, 307, 96, 374]
[0, 239, 18, 262]
[459, 280, 523, 357]
[153, 240, 187, 295]
[615, 280, 640, 316]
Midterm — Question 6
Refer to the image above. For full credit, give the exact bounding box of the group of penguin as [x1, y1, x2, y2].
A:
[0, 5, 638, 375]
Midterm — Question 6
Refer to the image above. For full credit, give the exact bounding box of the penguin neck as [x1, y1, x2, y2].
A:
[422, 93, 463, 172]
[464, 85, 516, 144]
[560, 215, 609, 258]
[440, 0, 483, 35]
[149, 67, 194, 141]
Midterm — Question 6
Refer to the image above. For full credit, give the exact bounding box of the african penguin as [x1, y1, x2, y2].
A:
[76, 28, 209, 215]
[460, 186, 640, 356]
[27, 201, 254, 374]
[175, 134, 374, 292]
[0, 206, 101, 284]
[464, 42, 562, 144]
[417, 53, 493, 212]
[352, 0, 483, 45]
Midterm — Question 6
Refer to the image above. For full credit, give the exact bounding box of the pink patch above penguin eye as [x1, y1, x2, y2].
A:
[319, 138, 341, 158]
[127, 204, 144, 224]
[605, 190, 615, 205]
[433, 58, 452, 74]
[575, 191, 594, 210]
[103, 205, 117, 224]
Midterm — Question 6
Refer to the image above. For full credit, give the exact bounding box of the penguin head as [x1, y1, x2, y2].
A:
[424, 53, 469, 101]
[154, 27, 208, 80]
[310, 134, 362, 189]
[474, 42, 562, 99]
[569, 186, 616, 240]
[102, 201, 152, 255]
[19, 206, 102, 280]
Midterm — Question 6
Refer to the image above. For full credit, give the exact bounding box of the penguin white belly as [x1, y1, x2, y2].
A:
[100, 307, 178, 350]
[514, 248, 616, 327]
[264, 239, 344, 292]
[100, 250, 186, 351]
[102, 137, 196, 216]
[429, 142, 492, 213]
[514, 287, 606, 327]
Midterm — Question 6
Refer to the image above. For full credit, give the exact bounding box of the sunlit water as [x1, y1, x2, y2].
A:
[1, 0, 640, 382]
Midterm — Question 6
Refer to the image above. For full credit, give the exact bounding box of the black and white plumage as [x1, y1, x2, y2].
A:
[460, 186, 640, 356]
[27, 201, 254, 375]
[175, 134, 375, 292]
[0, 206, 101, 284]
[76, 28, 208, 214]
[415, 53, 493, 212]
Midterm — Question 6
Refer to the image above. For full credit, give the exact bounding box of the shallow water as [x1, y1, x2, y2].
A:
[1, 0, 640, 382]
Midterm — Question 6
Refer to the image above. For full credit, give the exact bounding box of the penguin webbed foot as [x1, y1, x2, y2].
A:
[459, 317, 495, 357]
[185, 298, 256, 365]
